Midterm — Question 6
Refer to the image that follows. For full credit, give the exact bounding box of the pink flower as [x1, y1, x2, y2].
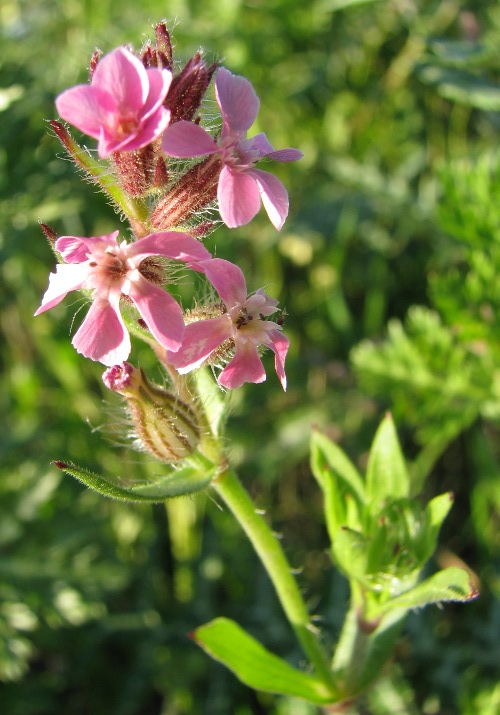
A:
[167, 258, 289, 390]
[35, 231, 211, 366]
[56, 47, 172, 159]
[162, 67, 303, 230]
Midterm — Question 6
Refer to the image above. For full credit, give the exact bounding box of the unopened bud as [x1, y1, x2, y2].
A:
[39, 222, 58, 245]
[112, 145, 156, 196]
[150, 155, 221, 230]
[103, 363, 201, 463]
[166, 54, 218, 123]
[155, 23, 173, 65]
[89, 49, 102, 79]
[153, 156, 169, 188]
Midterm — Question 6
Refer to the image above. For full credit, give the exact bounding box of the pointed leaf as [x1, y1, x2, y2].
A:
[369, 567, 478, 620]
[331, 526, 369, 581]
[366, 414, 410, 510]
[310, 431, 365, 539]
[193, 617, 336, 705]
[53, 460, 212, 502]
[417, 492, 455, 562]
[311, 431, 365, 500]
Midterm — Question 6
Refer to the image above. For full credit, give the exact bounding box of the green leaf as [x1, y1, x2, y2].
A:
[369, 567, 478, 620]
[193, 617, 336, 705]
[366, 414, 410, 509]
[310, 430, 365, 539]
[419, 492, 454, 560]
[53, 460, 213, 502]
[327, 0, 380, 11]
[417, 65, 500, 111]
[427, 39, 492, 69]
[331, 526, 369, 582]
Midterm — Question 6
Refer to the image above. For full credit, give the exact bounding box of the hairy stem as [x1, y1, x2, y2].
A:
[212, 467, 337, 693]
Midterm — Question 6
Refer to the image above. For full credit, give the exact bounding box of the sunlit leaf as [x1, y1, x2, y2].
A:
[365, 414, 410, 509]
[310, 430, 365, 539]
[193, 618, 336, 704]
[369, 567, 478, 620]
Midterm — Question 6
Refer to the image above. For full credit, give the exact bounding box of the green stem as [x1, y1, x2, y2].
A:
[331, 598, 366, 693]
[51, 121, 149, 229]
[212, 467, 337, 693]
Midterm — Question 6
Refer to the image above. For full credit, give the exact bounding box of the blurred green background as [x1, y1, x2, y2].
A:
[1, 0, 499, 713]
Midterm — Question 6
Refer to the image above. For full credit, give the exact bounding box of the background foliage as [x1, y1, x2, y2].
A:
[1, 0, 499, 713]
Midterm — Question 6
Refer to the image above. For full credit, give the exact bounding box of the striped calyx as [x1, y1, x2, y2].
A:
[103, 362, 200, 463]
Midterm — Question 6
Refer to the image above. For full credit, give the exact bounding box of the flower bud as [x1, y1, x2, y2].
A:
[39, 222, 58, 245]
[150, 155, 221, 230]
[112, 145, 156, 196]
[141, 23, 173, 71]
[103, 363, 201, 463]
[166, 53, 218, 123]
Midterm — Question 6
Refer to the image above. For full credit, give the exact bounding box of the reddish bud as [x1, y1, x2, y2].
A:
[112, 145, 157, 196]
[153, 156, 169, 188]
[89, 49, 102, 79]
[39, 222, 58, 244]
[155, 22, 173, 69]
[188, 221, 218, 239]
[167, 54, 218, 123]
[150, 156, 221, 230]
[50, 120, 73, 153]
[141, 22, 173, 70]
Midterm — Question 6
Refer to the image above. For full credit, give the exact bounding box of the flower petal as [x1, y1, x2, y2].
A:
[126, 231, 211, 264]
[92, 47, 148, 112]
[162, 121, 219, 158]
[127, 276, 185, 352]
[215, 67, 259, 136]
[248, 168, 289, 230]
[243, 132, 275, 159]
[218, 165, 261, 228]
[219, 342, 266, 389]
[198, 258, 247, 307]
[56, 231, 119, 263]
[267, 329, 289, 391]
[72, 295, 131, 366]
[167, 316, 232, 372]
[141, 68, 172, 120]
[265, 148, 304, 162]
[55, 85, 115, 140]
[34, 263, 89, 315]
[103, 106, 170, 156]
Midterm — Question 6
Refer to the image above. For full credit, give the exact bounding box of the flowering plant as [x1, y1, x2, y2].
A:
[36, 22, 477, 710]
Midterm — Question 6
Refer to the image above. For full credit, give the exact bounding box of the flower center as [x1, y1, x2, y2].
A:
[115, 113, 140, 139]
[220, 136, 256, 171]
[235, 307, 255, 329]
[88, 247, 128, 285]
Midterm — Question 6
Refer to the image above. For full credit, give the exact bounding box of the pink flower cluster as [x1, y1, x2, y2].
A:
[37, 37, 299, 390]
